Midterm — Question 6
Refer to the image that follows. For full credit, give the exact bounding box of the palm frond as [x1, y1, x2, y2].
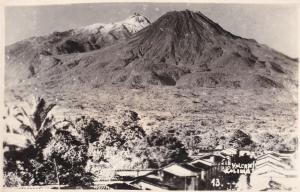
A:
[32, 98, 56, 131]
[20, 106, 28, 117]
[19, 124, 35, 138]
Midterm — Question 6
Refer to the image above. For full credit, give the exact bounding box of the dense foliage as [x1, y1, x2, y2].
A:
[3, 98, 94, 187]
[86, 110, 188, 170]
[3, 99, 189, 187]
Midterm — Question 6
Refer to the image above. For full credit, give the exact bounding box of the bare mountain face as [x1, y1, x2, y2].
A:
[5, 13, 150, 84]
[116, 10, 298, 89]
[5, 10, 297, 90]
[4, 10, 298, 151]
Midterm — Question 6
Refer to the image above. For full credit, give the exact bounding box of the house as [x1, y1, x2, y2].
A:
[257, 151, 293, 160]
[221, 148, 238, 156]
[131, 159, 231, 191]
[190, 159, 214, 167]
[159, 163, 203, 190]
[189, 159, 217, 181]
[196, 153, 227, 164]
[257, 151, 296, 167]
[256, 152, 293, 170]
[115, 169, 154, 179]
[254, 154, 296, 177]
[250, 152, 297, 191]
[256, 157, 292, 170]
[253, 160, 297, 180]
[107, 183, 141, 190]
[250, 167, 297, 191]
[131, 162, 212, 190]
[257, 151, 282, 160]
[130, 171, 180, 191]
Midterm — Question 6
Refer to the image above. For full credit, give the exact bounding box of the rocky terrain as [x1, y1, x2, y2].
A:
[4, 10, 298, 153]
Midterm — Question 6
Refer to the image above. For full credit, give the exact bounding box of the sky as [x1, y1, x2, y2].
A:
[5, 3, 298, 58]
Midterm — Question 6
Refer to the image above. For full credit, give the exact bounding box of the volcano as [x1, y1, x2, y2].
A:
[5, 10, 298, 90]
[117, 10, 297, 89]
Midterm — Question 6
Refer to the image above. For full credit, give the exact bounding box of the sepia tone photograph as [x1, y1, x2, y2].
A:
[2, 1, 299, 190]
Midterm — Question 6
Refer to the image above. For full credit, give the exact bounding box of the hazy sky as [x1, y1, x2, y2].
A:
[5, 3, 298, 57]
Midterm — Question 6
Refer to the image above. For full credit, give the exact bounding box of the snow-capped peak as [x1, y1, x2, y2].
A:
[75, 13, 150, 34]
[120, 13, 151, 33]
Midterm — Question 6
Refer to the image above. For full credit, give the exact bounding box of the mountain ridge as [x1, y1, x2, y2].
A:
[5, 13, 150, 84]
[5, 10, 298, 91]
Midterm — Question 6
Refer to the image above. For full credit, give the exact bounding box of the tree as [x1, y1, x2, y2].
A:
[75, 117, 104, 144]
[3, 98, 94, 187]
[89, 124, 147, 169]
[88, 116, 188, 170]
[87, 110, 149, 169]
[256, 132, 296, 152]
[102, 137, 151, 170]
[3, 97, 56, 186]
[43, 126, 93, 187]
[229, 130, 253, 148]
[4, 97, 55, 148]
[145, 131, 189, 168]
[85, 110, 150, 170]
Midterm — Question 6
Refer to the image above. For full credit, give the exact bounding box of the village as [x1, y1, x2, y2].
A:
[89, 148, 297, 191]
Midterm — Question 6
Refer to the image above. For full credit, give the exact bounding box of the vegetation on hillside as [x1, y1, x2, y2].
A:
[3, 98, 189, 187]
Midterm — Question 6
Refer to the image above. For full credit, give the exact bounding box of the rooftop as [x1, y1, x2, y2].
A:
[163, 163, 200, 177]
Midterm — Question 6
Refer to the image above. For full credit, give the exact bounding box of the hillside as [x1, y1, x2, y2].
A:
[5, 13, 150, 84]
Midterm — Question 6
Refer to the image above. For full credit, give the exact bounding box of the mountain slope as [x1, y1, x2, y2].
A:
[5, 13, 150, 83]
[120, 10, 298, 89]
[9, 10, 296, 91]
